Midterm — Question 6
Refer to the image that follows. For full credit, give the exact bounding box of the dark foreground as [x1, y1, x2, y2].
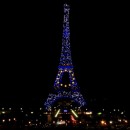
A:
[0, 126, 130, 130]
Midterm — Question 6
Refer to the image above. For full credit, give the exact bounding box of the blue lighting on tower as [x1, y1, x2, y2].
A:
[44, 4, 86, 111]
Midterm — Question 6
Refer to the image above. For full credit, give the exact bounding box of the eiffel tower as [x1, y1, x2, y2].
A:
[44, 4, 86, 111]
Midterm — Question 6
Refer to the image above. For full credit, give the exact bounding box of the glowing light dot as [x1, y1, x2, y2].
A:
[2, 119, 5, 122]
[31, 111, 34, 114]
[124, 120, 128, 123]
[2, 111, 5, 114]
[110, 121, 113, 124]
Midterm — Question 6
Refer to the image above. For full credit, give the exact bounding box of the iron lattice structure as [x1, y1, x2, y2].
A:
[44, 4, 86, 111]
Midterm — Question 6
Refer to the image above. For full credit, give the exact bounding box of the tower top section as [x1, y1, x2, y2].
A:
[59, 4, 73, 69]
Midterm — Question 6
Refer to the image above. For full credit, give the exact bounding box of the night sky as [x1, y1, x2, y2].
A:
[0, 1, 129, 112]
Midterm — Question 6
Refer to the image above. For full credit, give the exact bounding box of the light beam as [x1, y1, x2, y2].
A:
[71, 109, 78, 118]
[54, 109, 60, 117]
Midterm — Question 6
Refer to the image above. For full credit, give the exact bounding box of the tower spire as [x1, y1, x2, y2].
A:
[59, 4, 73, 68]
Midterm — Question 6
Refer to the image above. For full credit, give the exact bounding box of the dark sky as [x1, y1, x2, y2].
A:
[0, 1, 129, 111]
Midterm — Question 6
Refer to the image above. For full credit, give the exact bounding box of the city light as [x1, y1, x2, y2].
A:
[2, 111, 5, 114]
[97, 112, 102, 115]
[109, 121, 113, 124]
[71, 109, 78, 118]
[0, 107, 129, 128]
[86, 111, 92, 115]
[101, 120, 107, 125]
[2, 119, 5, 123]
[31, 111, 34, 114]
[54, 109, 60, 117]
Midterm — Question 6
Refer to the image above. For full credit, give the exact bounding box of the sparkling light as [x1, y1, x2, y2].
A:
[86, 111, 92, 115]
[55, 109, 60, 117]
[44, 91, 86, 110]
[31, 111, 34, 114]
[13, 118, 16, 121]
[2, 111, 5, 114]
[101, 120, 107, 125]
[97, 112, 102, 115]
[44, 3, 86, 111]
[71, 109, 78, 118]
[2, 119, 5, 123]
[109, 121, 113, 124]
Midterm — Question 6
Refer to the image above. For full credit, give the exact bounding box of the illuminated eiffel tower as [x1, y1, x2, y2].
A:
[44, 4, 86, 111]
